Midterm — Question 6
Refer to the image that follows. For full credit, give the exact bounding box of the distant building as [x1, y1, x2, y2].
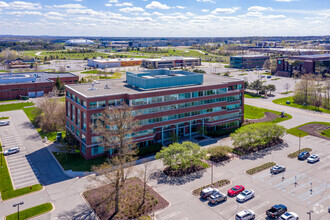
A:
[276, 54, 330, 76]
[87, 58, 142, 69]
[65, 69, 244, 159]
[4, 58, 35, 69]
[0, 72, 78, 100]
[142, 57, 201, 69]
[65, 39, 94, 45]
[230, 55, 269, 69]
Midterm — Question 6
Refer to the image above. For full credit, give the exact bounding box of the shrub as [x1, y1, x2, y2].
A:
[246, 162, 276, 175]
[288, 148, 312, 158]
[207, 145, 233, 160]
[136, 143, 163, 157]
[192, 179, 230, 196]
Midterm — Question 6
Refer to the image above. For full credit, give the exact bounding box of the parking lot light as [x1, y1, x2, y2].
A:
[294, 176, 297, 187]
[307, 210, 313, 220]
[299, 133, 301, 151]
[13, 201, 24, 220]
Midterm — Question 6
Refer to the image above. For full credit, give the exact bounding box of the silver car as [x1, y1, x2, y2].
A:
[270, 165, 286, 174]
[307, 154, 320, 163]
[236, 190, 255, 202]
[207, 192, 227, 204]
[0, 121, 10, 126]
[3, 147, 20, 156]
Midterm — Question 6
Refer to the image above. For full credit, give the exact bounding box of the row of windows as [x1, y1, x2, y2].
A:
[206, 120, 240, 131]
[131, 88, 229, 106]
[67, 101, 86, 131]
[89, 99, 124, 109]
[0, 87, 51, 92]
[132, 95, 240, 116]
[137, 105, 240, 126]
[91, 129, 154, 144]
[205, 112, 240, 122]
[66, 91, 87, 108]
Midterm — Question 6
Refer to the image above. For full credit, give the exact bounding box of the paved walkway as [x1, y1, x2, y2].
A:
[0, 119, 39, 189]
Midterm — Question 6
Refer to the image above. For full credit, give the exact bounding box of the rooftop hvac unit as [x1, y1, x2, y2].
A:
[88, 83, 96, 91]
[104, 84, 110, 89]
[93, 80, 100, 84]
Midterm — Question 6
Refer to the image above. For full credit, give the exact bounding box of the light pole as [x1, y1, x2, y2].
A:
[307, 210, 313, 220]
[294, 176, 297, 187]
[13, 201, 24, 220]
[299, 133, 301, 151]
[211, 164, 214, 186]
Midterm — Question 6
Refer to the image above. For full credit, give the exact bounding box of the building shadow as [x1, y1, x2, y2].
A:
[26, 147, 70, 186]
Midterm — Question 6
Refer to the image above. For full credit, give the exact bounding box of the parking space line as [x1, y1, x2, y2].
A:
[288, 182, 310, 194]
[300, 183, 329, 201]
[256, 213, 266, 220]
[250, 201, 270, 211]
[159, 211, 181, 220]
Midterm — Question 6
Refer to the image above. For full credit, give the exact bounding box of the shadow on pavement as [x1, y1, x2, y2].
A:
[27, 147, 70, 186]
[56, 204, 97, 220]
[150, 168, 206, 186]
[238, 142, 289, 161]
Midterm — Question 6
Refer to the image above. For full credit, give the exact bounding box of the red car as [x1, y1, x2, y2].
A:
[227, 185, 245, 197]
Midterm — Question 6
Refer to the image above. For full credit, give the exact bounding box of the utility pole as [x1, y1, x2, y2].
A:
[13, 202, 24, 220]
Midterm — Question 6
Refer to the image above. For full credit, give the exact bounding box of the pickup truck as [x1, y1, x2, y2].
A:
[266, 204, 287, 218]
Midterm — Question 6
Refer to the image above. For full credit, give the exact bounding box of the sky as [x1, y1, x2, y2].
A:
[0, 0, 329, 37]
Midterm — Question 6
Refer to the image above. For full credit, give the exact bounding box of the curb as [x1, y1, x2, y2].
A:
[80, 192, 101, 220]
[29, 202, 55, 220]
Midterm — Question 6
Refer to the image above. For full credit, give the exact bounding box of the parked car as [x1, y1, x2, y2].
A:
[298, 151, 310, 160]
[228, 185, 245, 197]
[235, 210, 255, 220]
[236, 190, 255, 202]
[280, 212, 299, 220]
[307, 154, 320, 163]
[266, 204, 287, 218]
[0, 121, 10, 126]
[207, 192, 227, 204]
[267, 75, 272, 79]
[270, 165, 286, 174]
[261, 75, 266, 78]
[200, 187, 219, 199]
[3, 147, 20, 156]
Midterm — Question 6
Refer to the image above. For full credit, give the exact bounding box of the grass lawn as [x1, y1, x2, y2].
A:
[280, 91, 293, 95]
[59, 96, 65, 103]
[271, 78, 281, 81]
[0, 102, 34, 112]
[24, 50, 109, 60]
[6, 203, 53, 220]
[53, 152, 108, 171]
[0, 117, 9, 120]
[287, 122, 330, 137]
[244, 104, 292, 123]
[321, 129, 330, 138]
[273, 96, 330, 114]
[0, 143, 42, 200]
[0, 99, 19, 103]
[81, 70, 101, 74]
[23, 107, 65, 142]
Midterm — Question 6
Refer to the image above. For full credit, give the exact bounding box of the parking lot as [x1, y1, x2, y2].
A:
[0, 118, 40, 189]
[153, 135, 329, 220]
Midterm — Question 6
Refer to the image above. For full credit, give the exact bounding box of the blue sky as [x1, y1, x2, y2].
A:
[0, 0, 329, 37]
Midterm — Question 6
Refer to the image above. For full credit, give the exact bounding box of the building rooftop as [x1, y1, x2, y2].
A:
[143, 57, 200, 62]
[0, 72, 77, 86]
[231, 54, 269, 58]
[91, 58, 142, 63]
[66, 72, 242, 98]
[290, 53, 330, 61]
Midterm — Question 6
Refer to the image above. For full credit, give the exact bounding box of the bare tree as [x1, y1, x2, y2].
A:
[283, 82, 290, 93]
[137, 161, 155, 207]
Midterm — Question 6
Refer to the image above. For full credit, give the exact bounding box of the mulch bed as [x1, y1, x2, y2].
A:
[245, 112, 279, 125]
[84, 177, 169, 220]
[298, 124, 330, 140]
[233, 139, 283, 156]
[163, 165, 205, 177]
[192, 179, 231, 196]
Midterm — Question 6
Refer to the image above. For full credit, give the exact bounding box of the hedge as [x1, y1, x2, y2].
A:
[246, 162, 276, 175]
[288, 148, 312, 158]
[192, 179, 230, 196]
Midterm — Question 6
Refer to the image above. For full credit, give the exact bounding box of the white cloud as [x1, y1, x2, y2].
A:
[44, 11, 65, 20]
[212, 7, 240, 14]
[196, 0, 215, 4]
[115, 2, 133, 7]
[201, 9, 209, 12]
[105, 3, 112, 7]
[177, 6, 185, 9]
[6, 10, 42, 16]
[74, 0, 82, 1]
[53, 4, 86, 9]
[248, 6, 272, 12]
[1, 1, 42, 10]
[146, 1, 170, 10]
[119, 7, 145, 13]
[108, 0, 118, 2]
[275, 0, 297, 2]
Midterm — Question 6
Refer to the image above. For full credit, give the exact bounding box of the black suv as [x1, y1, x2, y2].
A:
[298, 151, 310, 160]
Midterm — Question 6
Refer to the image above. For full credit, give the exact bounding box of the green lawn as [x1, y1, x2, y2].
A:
[244, 92, 263, 98]
[53, 152, 108, 171]
[0, 142, 42, 200]
[0, 117, 9, 120]
[321, 129, 330, 138]
[6, 203, 53, 220]
[244, 104, 292, 123]
[287, 122, 330, 137]
[0, 102, 34, 112]
[23, 107, 65, 142]
[24, 50, 109, 60]
[81, 70, 101, 74]
[0, 99, 19, 103]
[273, 97, 330, 114]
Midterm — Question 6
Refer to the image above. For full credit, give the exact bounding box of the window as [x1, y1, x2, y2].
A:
[89, 102, 97, 109]
[81, 144, 86, 154]
[92, 146, 105, 156]
[81, 100, 87, 108]
[92, 136, 102, 144]
[108, 99, 124, 106]
[192, 91, 198, 98]
[72, 105, 75, 122]
[82, 112, 86, 131]
[164, 94, 178, 102]
[82, 133, 86, 143]
[67, 102, 70, 117]
[98, 101, 106, 108]
[77, 109, 81, 127]
[148, 96, 163, 104]
[178, 93, 191, 100]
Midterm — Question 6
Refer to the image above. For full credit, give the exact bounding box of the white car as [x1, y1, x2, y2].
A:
[236, 190, 255, 202]
[3, 147, 20, 156]
[0, 121, 10, 126]
[235, 210, 255, 220]
[307, 154, 320, 163]
[200, 187, 219, 199]
[280, 212, 299, 220]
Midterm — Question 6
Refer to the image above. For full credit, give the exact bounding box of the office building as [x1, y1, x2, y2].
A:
[0, 72, 78, 100]
[87, 58, 142, 69]
[230, 55, 269, 69]
[142, 57, 201, 69]
[65, 69, 244, 160]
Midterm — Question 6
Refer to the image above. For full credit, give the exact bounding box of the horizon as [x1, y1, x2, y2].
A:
[0, 0, 329, 37]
